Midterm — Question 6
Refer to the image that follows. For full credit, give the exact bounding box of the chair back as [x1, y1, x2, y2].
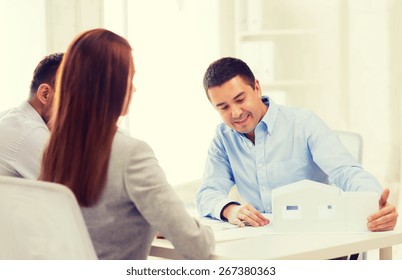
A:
[0, 176, 97, 259]
[334, 130, 363, 163]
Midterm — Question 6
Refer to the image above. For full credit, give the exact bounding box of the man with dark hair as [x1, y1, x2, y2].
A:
[0, 53, 63, 178]
[196, 57, 398, 232]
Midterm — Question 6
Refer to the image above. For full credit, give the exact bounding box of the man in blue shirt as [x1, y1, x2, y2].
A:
[196, 57, 398, 231]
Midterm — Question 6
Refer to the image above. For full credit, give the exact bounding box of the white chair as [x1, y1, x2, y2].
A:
[334, 130, 363, 163]
[0, 176, 97, 259]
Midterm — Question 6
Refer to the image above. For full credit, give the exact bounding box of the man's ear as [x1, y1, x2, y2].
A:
[36, 83, 51, 105]
[255, 79, 262, 95]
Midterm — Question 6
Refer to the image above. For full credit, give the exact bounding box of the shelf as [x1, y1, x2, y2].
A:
[235, 0, 337, 98]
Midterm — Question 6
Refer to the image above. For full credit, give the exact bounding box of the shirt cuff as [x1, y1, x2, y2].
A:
[213, 199, 241, 221]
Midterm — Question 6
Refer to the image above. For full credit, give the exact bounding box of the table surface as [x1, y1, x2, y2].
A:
[150, 217, 402, 260]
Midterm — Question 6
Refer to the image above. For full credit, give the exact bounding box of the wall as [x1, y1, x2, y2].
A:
[125, 0, 224, 185]
[0, 0, 46, 111]
[346, 0, 400, 202]
[1, 1, 401, 200]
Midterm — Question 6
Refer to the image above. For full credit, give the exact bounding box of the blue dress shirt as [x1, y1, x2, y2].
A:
[196, 96, 382, 220]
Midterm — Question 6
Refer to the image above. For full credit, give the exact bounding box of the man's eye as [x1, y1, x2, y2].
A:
[236, 98, 245, 103]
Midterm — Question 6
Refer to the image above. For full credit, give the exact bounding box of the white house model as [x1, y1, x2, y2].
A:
[271, 179, 379, 232]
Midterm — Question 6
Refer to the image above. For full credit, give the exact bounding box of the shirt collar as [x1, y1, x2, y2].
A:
[261, 96, 278, 135]
[19, 101, 46, 125]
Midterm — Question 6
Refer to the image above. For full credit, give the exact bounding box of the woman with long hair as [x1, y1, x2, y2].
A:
[39, 28, 214, 259]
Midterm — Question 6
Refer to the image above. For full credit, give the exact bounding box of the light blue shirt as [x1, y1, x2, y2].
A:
[196, 96, 381, 220]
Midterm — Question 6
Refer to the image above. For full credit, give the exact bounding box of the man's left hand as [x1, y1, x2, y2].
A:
[367, 188, 398, 231]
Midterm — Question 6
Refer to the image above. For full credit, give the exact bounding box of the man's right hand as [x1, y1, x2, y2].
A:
[222, 203, 270, 227]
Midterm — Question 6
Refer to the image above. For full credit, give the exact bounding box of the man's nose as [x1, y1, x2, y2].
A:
[231, 105, 242, 118]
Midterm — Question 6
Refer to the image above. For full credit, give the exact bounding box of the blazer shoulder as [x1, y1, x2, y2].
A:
[113, 130, 153, 155]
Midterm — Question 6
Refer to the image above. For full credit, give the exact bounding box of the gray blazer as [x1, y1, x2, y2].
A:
[81, 130, 214, 259]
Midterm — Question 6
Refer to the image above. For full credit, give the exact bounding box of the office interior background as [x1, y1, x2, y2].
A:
[1, 0, 401, 240]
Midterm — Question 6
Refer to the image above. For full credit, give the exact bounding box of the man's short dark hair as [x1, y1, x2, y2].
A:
[202, 57, 255, 98]
[29, 52, 64, 97]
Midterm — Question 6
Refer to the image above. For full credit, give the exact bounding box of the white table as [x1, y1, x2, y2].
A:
[150, 223, 402, 260]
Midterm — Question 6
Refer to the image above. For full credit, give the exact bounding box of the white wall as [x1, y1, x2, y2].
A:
[346, 0, 400, 202]
[1, 0, 401, 197]
[0, 0, 46, 111]
[124, 0, 222, 185]
[0, 0, 225, 186]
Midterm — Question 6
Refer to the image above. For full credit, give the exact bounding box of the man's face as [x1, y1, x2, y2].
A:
[207, 76, 267, 140]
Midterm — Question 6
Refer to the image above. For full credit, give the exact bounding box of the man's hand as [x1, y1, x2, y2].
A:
[368, 188, 398, 231]
[222, 203, 269, 227]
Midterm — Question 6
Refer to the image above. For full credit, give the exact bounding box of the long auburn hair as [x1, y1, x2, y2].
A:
[39, 28, 133, 207]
